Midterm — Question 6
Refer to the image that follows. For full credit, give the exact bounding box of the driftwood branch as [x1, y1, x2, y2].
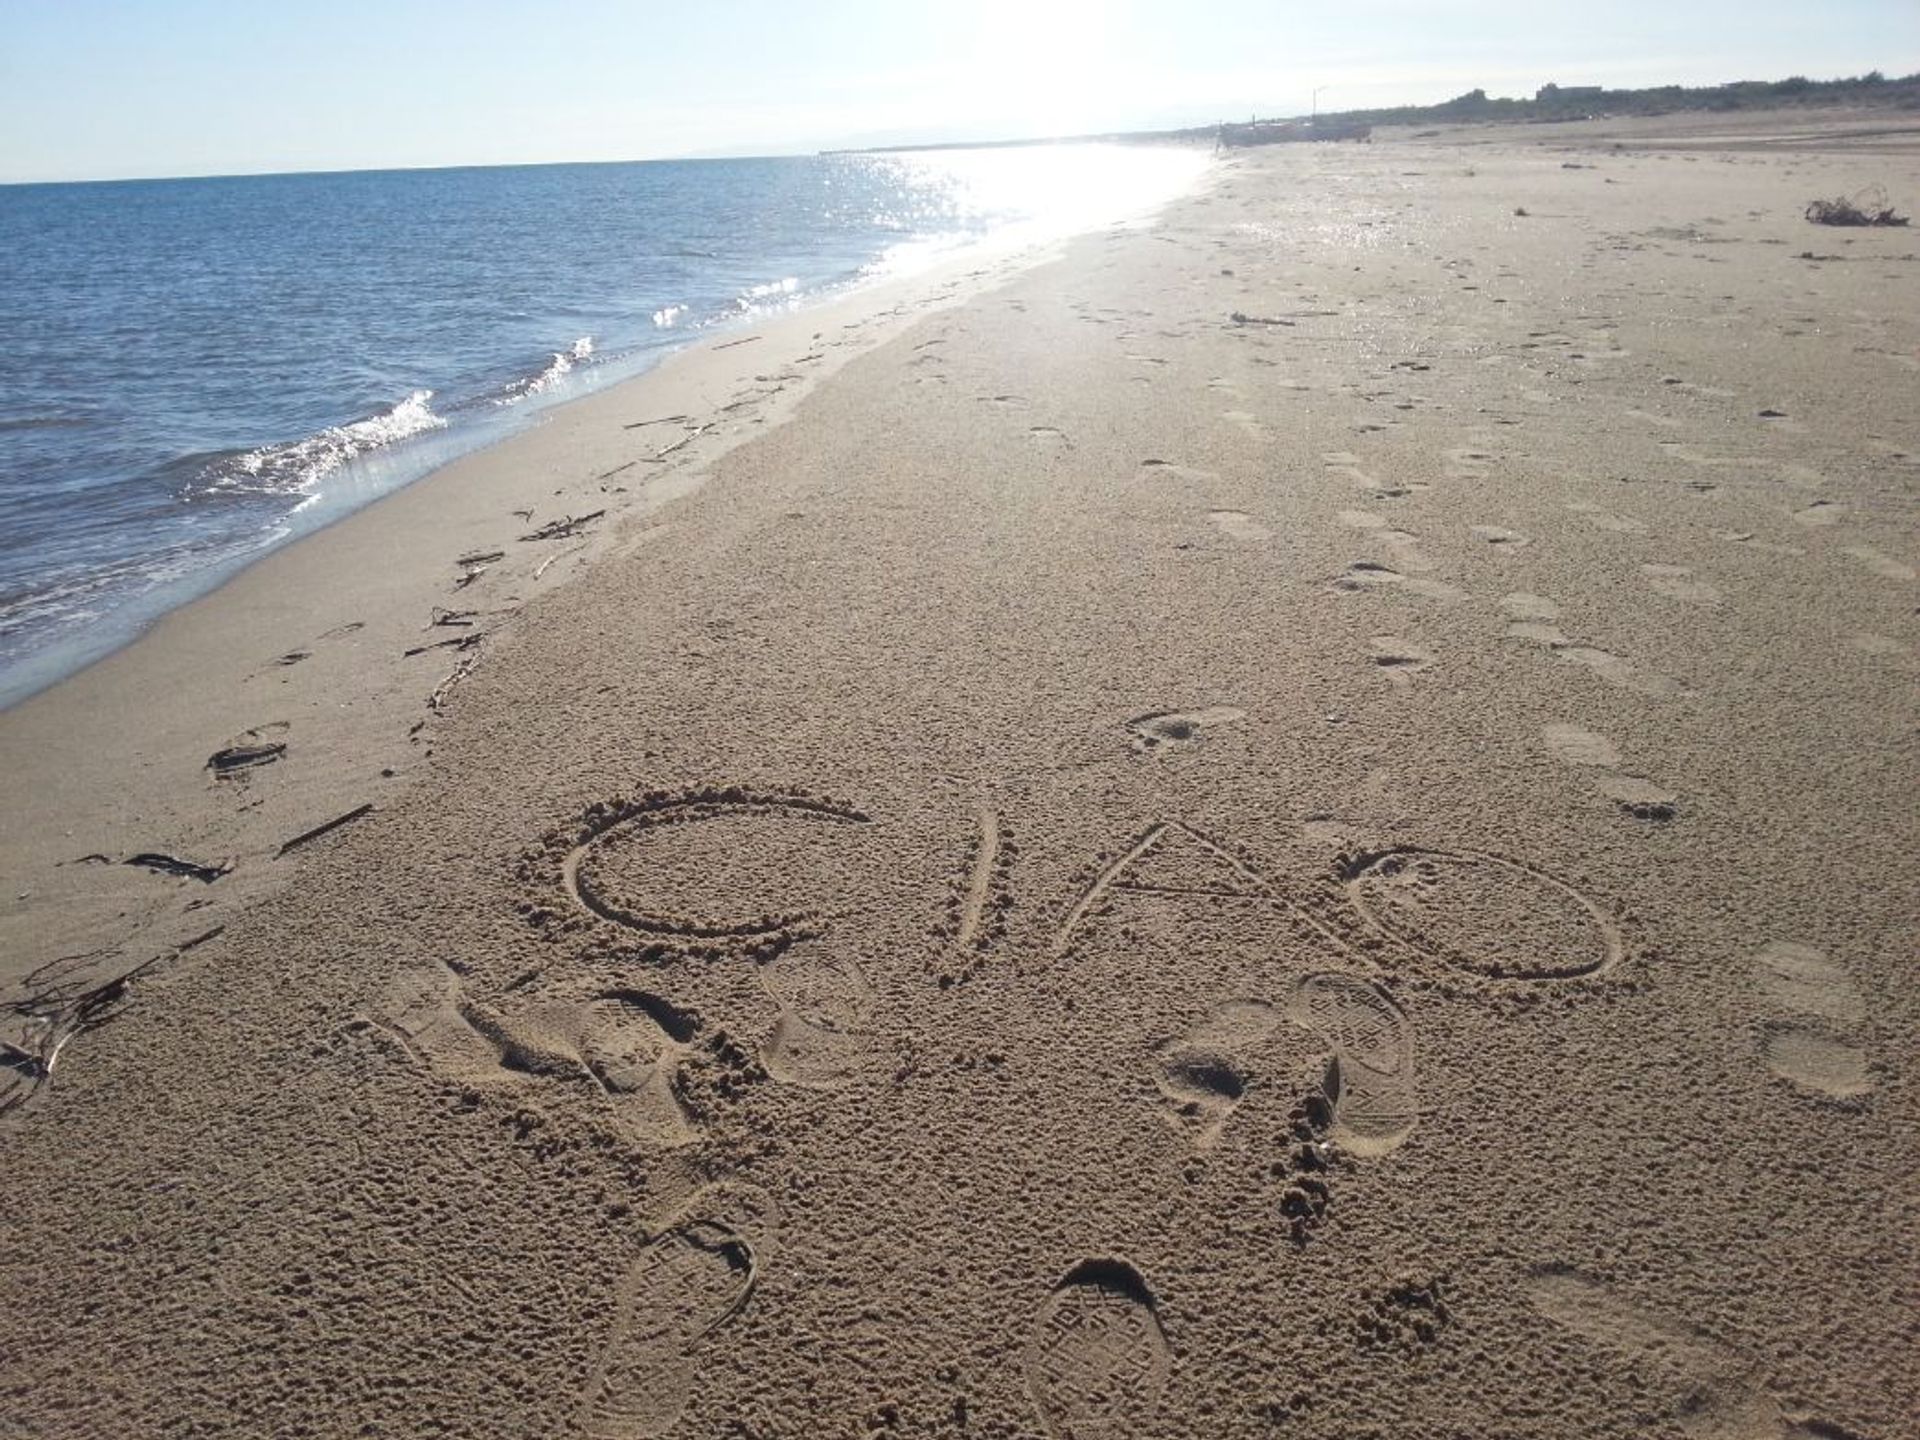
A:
[519, 510, 605, 542]
[278, 803, 375, 857]
[124, 853, 230, 884]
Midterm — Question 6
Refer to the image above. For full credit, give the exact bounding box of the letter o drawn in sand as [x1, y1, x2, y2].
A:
[564, 790, 871, 940]
[1341, 847, 1624, 981]
[1026, 1257, 1171, 1440]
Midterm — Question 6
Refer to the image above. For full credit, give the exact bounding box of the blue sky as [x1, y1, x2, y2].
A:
[2, 0, 1915, 181]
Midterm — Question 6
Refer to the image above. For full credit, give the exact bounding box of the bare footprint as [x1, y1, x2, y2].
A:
[1500, 592, 1561, 622]
[1208, 510, 1272, 541]
[1555, 645, 1686, 699]
[1527, 1266, 1814, 1440]
[1369, 636, 1435, 686]
[580, 1184, 777, 1439]
[1542, 723, 1620, 767]
[1842, 545, 1916, 582]
[1153, 1000, 1281, 1147]
[1567, 500, 1648, 535]
[1126, 706, 1246, 753]
[1286, 974, 1417, 1157]
[1332, 563, 1463, 603]
[1026, 1258, 1171, 1440]
[1752, 941, 1871, 1099]
[1641, 563, 1722, 604]
[1470, 524, 1530, 547]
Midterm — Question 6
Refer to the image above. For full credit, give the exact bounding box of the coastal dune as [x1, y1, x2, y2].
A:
[2, 113, 1916, 1437]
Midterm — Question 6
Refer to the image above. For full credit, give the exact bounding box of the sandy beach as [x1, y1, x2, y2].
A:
[2, 110, 1916, 1438]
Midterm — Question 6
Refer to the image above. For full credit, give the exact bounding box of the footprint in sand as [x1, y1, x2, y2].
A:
[1640, 563, 1722, 605]
[1369, 636, 1435, 686]
[377, 965, 522, 1086]
[1153, 1000, 1281, 1148]
[1443, 447, 1494, 480]
[1526, 1266, 1853, 1440]
[1543, 723, 1680, 822]
[580, 1183, 777, 1440]
[1126, 706, 1247, 753]
[1752, 940, 1872, 1100]
[1791, 499, 1845, 528]
[1138, 458, 1217, 483]
[503, 991, 704, 1147]
[1340, 846, 1625, 981]
[1841, 545, 1916, 582]
[379, 969, 706, 1147]
[1503, 614, 1686, 698]
[1285, 973, 1417, 1157]
[1566, 500, 1649, 535]
[1026, 1258, 1171, 1440]
[1332, 562, 1463, 604]
[1470, 524, 1530, 547]
[1208, 509, 1271, 541]
[1220, 409, 1272, 442]
[757, 941, 875, 1090]
[1324, 451, 1413, 499]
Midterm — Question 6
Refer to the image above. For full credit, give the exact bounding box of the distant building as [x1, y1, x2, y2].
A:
[1536, 83, 1604, 101]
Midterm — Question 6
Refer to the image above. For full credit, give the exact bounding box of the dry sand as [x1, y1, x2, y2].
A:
[2, 110, 1916, 1438]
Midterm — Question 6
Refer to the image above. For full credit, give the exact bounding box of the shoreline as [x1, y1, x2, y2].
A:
[0, 174, 1202, 984]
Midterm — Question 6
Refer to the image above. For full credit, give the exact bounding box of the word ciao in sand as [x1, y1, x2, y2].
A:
[375, 785, 1643, 1438]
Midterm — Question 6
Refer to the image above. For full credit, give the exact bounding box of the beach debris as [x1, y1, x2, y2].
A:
[519, 509, 605, 542]
[124, 852, 231, 884]
[712, 335, 762, 350]
[453, 549, 504, 588]
[596, 459, 638, 480]
[277, 802, 375, 857]
[1, 950, 168, 1118]
[511, 507, 534, 521]
[428, 607, 478, 628]
[206, 740, 287, 775]
[428, 651, 481, 712]
[273, 649, 311, 667]
[1514, 206, 1531, 217]
[622, 413, 690, 430]
[403, 632, 482, 658]
[534, 544, 584, 580]
[649, 424, 713, 461]
[1230, 312, 1296, 327]
[1805, 189, 1908, 227]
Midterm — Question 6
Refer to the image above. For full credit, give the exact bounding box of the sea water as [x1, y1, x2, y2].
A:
[0, 145, 1208, 706]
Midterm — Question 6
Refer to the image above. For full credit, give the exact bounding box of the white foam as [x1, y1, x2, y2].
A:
[205, 390, 447, 498]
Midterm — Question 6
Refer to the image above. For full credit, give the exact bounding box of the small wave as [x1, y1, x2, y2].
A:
[652, 304, 687, 328]
[494, 336, 595, 405]
[184, 390, 447, 501]
[0, 415, 97, 432]
[733, 276, 800, 313]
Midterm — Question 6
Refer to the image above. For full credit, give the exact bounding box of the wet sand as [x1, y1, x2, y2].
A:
[2, 110, 1916, 1438]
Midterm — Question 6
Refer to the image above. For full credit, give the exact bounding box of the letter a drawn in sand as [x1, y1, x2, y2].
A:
[1053, 821, 1274, 957]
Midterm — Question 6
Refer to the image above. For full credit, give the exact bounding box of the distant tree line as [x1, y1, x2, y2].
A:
[1293, 72, 1920, 130]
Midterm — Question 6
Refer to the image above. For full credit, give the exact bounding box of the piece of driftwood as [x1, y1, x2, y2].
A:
[278, 803, 375, 857]
[206, 741, 286, 774]
[402, 632, 482, 659]
[429, 608, 477, 628]
[519, 510, 605, 542]
[428, 651, 481, 711]
[653, 425, 712, 460]
[713, 335, 762, 351]
[1, 951, 164, 1116]
[597, 460, 638, 481]
[455, 549, 506, 567]
[534, 545, 584, 581]
[623, 413, 690, 430]
[124, 852, 231, 884]
[1230, 312, 1296, 327]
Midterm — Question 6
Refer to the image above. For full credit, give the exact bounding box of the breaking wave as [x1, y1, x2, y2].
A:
[185, 390, 447, 500]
